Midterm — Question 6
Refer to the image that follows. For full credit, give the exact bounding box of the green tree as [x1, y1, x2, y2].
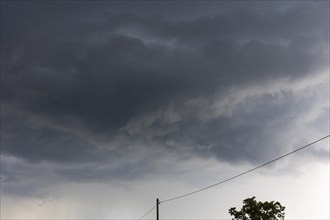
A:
[229, 197, 285, 220]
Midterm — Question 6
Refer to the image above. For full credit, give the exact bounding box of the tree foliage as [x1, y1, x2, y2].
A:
[229, 197, 285, 220]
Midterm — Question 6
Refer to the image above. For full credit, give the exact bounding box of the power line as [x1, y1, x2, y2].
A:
[138, 205, 156, 220]
[160, 135, 330, 204]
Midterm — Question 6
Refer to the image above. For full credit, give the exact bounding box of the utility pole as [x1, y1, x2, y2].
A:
[156, 198, 160, 220]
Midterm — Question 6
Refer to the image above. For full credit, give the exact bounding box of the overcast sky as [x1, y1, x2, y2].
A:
[1, 1, 329, 219]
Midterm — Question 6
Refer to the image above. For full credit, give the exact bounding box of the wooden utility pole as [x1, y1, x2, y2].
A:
[156, 198, 159, 220]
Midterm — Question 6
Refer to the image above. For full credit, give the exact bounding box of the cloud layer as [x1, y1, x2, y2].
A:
[1, 1, 329, 196]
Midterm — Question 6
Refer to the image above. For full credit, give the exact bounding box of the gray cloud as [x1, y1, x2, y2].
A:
[1, 1, 329, 194]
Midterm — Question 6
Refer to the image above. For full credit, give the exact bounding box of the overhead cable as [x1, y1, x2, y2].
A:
[138, 205, 156, 220]
[160, 135, 330, 204]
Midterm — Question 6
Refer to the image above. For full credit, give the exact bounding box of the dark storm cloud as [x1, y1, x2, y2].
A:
[1, 111, 111, 163]
[1, 1, 329, 187]
[92, 2, 328, 46]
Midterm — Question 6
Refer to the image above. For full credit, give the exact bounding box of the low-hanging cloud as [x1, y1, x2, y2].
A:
[1, 1, 329, 194]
